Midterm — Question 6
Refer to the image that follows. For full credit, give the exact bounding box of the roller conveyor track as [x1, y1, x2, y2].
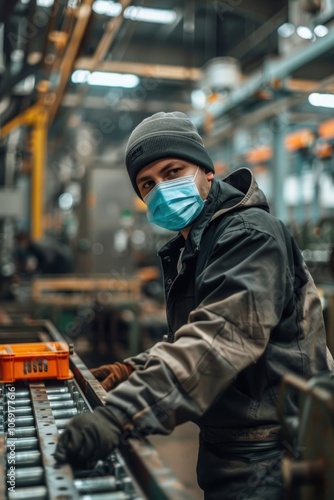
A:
[1, 380, 142, 500]
[0, 320, 193, 500]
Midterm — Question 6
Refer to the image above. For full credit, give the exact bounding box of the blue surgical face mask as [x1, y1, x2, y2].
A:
[143, 167, 205, 231]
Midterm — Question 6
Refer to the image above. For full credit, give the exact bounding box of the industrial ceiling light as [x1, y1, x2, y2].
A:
[191, 90, 206, 110]
[88, 71, 139, 87]
[71, 70, 90, 83]
[277, 23, 295, 38]
[308, 93, 334, 108]
[37, 0, 54, 6]
[296, 26, 313, 39]
[314, 25, 329, 37]
[92, 1, 177, 24]
[71, 70, 139, 88]
[59, 192, 73, 211]
[124, 6, 177, 24]
[92, 1, 122, 16]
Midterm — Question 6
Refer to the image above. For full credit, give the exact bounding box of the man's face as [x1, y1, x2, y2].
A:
[136, 158, 214, 201]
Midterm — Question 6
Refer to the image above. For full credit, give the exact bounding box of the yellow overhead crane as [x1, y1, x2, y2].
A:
[0, 104, 48, 241]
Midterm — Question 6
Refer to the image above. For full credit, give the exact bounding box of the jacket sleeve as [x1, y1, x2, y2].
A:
[105, 226, 287, 437]
[123, 349, 151, 371]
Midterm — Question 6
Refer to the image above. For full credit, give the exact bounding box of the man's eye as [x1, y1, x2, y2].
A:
[168, 168, 181, 177]
[143, 180, 154, 189]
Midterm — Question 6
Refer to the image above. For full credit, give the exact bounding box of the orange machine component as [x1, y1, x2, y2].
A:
[245, 145, 272, 164]
[315, 142, 333, 158]
[319, 119, 334, 140]
[0, 342, 73, 383]
[284, 129, 315, 152]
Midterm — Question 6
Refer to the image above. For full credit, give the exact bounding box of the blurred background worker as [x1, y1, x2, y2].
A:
[55, 112, 333, 500]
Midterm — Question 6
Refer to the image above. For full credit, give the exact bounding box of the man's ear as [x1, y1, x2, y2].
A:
[206, 171, 214, 181]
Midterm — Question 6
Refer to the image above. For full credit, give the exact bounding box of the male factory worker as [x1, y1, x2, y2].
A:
[55, 112, 333, 499]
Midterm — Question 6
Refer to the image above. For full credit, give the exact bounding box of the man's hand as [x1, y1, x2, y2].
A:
[90, 362, 135, 391]
[54, 407, 122, 469]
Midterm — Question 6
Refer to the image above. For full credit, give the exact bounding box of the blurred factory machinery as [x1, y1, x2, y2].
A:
[1, 0, 334, 498]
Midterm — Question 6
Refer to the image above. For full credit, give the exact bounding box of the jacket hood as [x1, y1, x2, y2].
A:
[211, 167, 270, 222]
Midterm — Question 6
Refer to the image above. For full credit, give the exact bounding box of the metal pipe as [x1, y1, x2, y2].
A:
[272, 112, 288, 221]
[74, 476, 118, 493]
[8, 486, 47, 500]
[46, 387, 69, 394]
[11, 387, 69, 398]
[31, 110, 48, 240]
[8, 407, 33, 417]
[11, 416, 35, 427]
[52, 408, 77, 419]
[84, 493, 128, 500]
[15, 466, 44, 486]
[11, 389, 30, 398]
[47, 393, 72, 401]
[7, 437, 38, 451]
[54, 418, 71, 429]
[14, 450, 42, 467]
[11, 426, 37, 438]
[49, 400, 76, 409]
[10, 398, 31, 407]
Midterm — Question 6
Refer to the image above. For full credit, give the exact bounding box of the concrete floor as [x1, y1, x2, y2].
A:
[149, 422, 203, 500]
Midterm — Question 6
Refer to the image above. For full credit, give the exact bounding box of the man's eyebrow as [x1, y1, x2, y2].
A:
[136, 160, 182, 183]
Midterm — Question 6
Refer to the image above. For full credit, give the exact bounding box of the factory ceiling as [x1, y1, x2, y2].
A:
[1, 0, 334, 158]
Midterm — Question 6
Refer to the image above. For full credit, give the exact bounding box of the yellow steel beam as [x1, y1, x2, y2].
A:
[48, 0, 94, 123]
[0, 104, 42, 138]
[31, 108, 48, 240]
[75, 58, 203, 81]
[0, 104, 48, 241]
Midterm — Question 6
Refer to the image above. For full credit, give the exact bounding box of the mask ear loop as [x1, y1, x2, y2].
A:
[193, 166, 200, 180]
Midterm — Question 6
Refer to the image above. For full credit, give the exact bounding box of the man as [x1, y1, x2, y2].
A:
[55, 112, 333, 499]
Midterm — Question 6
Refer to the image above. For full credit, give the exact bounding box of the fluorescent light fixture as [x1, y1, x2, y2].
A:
[71, 70, 90, 83]
[124, 6, 177, 24]
[93, 1, 122, 16]
[59, 193, 73, 211]
[191, 89, 206, 110]
[71, 70, 139, 88]
[296, 26, 313, 40]
[88, 71, 139, 87]
[314, 25, 329, 37]
[308, 93, 334, 108]
[277, 23, 295, 38]
[92, 1, 177, 24]
[37, 0, 54, 6]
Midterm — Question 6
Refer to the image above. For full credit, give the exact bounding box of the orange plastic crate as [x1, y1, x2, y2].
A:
[0, 342, 73, 382]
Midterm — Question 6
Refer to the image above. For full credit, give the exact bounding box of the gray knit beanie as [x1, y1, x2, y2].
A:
[125, 111, 215, 197]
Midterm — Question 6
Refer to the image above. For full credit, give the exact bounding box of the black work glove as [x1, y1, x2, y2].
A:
[54, 406, 122, 469]
[91, 362, 135, 392]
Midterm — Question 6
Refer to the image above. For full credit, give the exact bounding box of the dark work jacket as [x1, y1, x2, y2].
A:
[106, 168, 333, 448]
